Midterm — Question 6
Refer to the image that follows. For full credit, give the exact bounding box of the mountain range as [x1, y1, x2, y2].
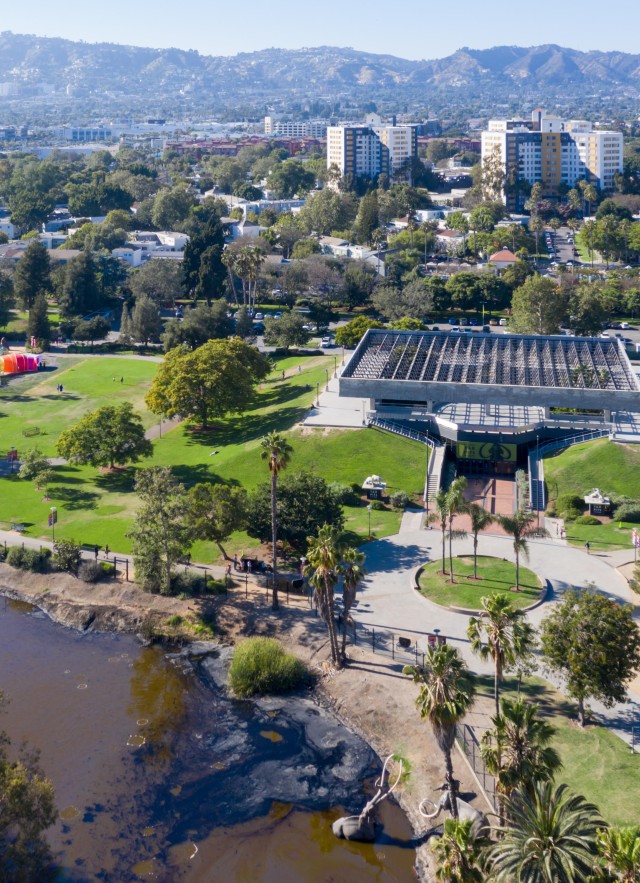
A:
[0, 33, 639, 117]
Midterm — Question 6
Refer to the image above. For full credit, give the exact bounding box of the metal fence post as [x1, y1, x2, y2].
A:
[392, 633, 395, 660]
[372, 628, 375, 652]
[126, 559, 129, 582]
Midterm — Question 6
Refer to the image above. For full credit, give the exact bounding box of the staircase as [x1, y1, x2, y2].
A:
[529, 428, 610, 512]
[367, 417, 445, 507]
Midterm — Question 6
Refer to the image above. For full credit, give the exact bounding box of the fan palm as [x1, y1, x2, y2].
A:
[305, 524, 343, 667]
[260, 431, 293, 611]
[340, 546, 366, 662]
[483, 781, 602, 882]
[404, 645, 475, 819]
[467, 503, 494, 579]
[467, 592, 535, 714]
[446, 476, 468, 582]
[596, 825, 640, 882]
[432, 818, 484, 882]
[497, 510, 548, 591]
[481, 697, 562, 822]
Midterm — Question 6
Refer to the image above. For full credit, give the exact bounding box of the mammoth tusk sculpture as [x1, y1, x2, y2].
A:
[419, 783, 490, 840]
[332, 754, 403, 842]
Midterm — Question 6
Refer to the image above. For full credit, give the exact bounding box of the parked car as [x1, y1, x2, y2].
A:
[321, 336, 333, 347]
[254, 312, 264, 320]
[468, 318, 479, 326]
[448, 318, 460, 326]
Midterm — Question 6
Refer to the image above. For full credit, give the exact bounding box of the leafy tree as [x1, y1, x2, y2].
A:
[13, 241, 51, 310]
[18, 447, 50, 484]
[596, 825, 640, 882]
[119, 303, 133, 345]
[130, 295, 162, 345]
[260, 432, 293, 611]
[497, 510, 548, 591]
[151, 186, 197, 230]
[246, 471, 344, 552]
[0, 692, 57, 882]
[298, 188, 356, 235]
[510, 275, 568, 335]
[268, 160, 315, 199]
[146, 338, 270, 429]
[483, 782, 602, 883]
[467, 503, 493, 579]
[354, 190, 379, 244]
[129, 259, 184, 308]
[9, 188, 55, 232]
[72, 315, 111, 345]
[540, 588, 640, 726]
[263, 313, 309, 350]
[570, 285, 609, 336]
[372, 279, 435, 321]
[27, 294, 51, 346]
[182, 217, 226, 303]
[128, 467, 192, 594]
[468, 593, 535, 715]
[58, 251, 102, 318]
[0, 271, 14, 330]
[481, 697, 561, 822]
[291, 238, 321, 259]
[234, 305, 255, 339]
[432, 818, 484, 883]
[187, 483, 248, 559]
[57, 402, 152, 469]
[53, 538, 82, 575]
[162, 300, 233, 351]
[404, 645, 476, 819]
[305, 524, 344, 667]
[334, 316, 385, 348]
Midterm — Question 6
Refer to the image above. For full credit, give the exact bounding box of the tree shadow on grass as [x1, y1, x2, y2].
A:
[50, 486, 100, 510]
[184, 405, 310, 449]
[170, 464, 244, 489]
[94, 467, 136, 493]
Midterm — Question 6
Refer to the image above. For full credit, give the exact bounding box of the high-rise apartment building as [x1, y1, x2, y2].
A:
[327, 114, 418, 183]
[264, 116, 327, 138]
[481, 111, 623, 209]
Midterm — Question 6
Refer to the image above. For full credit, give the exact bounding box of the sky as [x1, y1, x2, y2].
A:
[2, 0, 640, 60]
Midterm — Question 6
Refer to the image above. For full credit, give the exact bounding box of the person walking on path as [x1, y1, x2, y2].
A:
[585, 541, 591, 554]
[94, 545, 99, 561]
[233, 554, 238, 571]
[104, 545, 110, 559]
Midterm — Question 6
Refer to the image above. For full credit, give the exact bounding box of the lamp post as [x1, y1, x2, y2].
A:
[316, 382, 320, 407]
[325, 367, 329, 391]
[367, 503, 371, 539]
[481, 301, 486, 326]
[362, 400, 366, 426]
[334, 355, 337, 377]
[49, 506, 57, 544]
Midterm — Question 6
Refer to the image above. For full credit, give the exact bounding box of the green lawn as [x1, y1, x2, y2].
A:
[476, 674, 640, 825]
[544, 439, 640, 550]
[418, 556, 541, 610]
[0, 352, 426, 558]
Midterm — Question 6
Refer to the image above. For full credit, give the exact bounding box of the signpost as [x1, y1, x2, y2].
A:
[48, 507, 57, 543]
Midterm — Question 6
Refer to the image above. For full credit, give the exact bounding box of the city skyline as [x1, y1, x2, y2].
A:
[2, 0, 640, 60]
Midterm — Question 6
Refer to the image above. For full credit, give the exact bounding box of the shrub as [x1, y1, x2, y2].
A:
[369, 499, 385, 511]
[329, 482, 357, 505]
[562, 507, 582, 522]
[555, 493, 585, 514]
[78, 561, 103, 583]
[613, 502, 640, 523]
[228, 637, 308, 697]
[389, 490, 410, 510]
[170, 570, 207, 597]
[544, 508, 558, 518]
[53, 538, 82, 575]
[6, 546, 51, 573]
[573, 514, 601, 525]
[167, 614, 183, 628]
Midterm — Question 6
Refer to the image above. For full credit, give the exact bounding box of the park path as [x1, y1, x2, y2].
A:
[349, 527, 640, 749]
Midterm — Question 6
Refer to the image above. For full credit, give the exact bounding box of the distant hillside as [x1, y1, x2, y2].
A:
[0, 33, 639, 116]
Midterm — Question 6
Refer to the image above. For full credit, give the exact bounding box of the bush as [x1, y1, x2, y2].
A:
[562, 507, 582, 522]
[329, 482, 357, 505]
[6, 546, 51, 573]
[555, 493, 585, 514]
[369, 499, 385, 510]
[53, 538, 82, 575]
[389, 490, 410, 510]
[78, 561, 104, 583]
[544, 508, 558, 518]
[612, 502, 640, 523]
[169, 571, 227, 597]
[167, 614, 183, 628]
[228, 637, 308, 697]
[574, 515, 601, 525]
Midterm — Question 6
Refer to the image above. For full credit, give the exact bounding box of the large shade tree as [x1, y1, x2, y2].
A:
[57, 402, 152, 469]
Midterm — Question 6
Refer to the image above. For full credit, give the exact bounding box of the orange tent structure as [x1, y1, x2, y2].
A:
[1, 353, 41, 374]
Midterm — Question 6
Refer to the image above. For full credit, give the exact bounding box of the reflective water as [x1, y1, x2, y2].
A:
[0, 599, 417, 881]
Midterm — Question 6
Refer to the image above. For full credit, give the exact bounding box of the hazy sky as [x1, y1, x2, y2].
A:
[3, 0, 639, 59]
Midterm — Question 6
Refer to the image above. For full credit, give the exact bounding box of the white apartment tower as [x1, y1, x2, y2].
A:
[327, 115, 418, 183]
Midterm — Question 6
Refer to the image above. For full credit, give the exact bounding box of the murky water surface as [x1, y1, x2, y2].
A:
[0, 599, 417, 881]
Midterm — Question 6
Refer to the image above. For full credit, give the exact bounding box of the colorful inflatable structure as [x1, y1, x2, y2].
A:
[1, 352, 41, 375]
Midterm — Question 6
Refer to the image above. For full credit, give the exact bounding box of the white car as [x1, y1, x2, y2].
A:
[254, 312, 264, 320]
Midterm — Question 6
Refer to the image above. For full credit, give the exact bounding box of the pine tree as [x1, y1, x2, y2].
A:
[119, 303, 133, 344]
[131, 295, 162, 345]
[27, 294, 51, 347]
[13, 241, 52, 310]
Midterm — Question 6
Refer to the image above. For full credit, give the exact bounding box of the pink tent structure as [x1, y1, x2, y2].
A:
[1, 352, 41, 374]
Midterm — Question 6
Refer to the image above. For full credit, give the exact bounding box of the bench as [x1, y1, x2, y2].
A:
[11, 522, 25, 533]
[22, 427, 40, 437]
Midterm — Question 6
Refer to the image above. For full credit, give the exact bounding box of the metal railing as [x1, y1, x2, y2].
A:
[538, 428, 610, 457]
[455, 722, 498, 811]
[369, 416, 442, 450]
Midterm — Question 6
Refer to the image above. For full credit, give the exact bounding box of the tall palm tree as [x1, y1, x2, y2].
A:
[404, 645, 476, 819]
[260, 431, 292, 611]
[480, 697, 562, 823]
[467, 503, 494, 579]
[429, 487, 449, 576]
[467, 593, 535, 715]
[340, 546, 366, 662]
[530, 216, 545, 257]
[305, 524, 343, 667]
[497, 510, 548, 591]
[432, 818, 484, 882]
[483, 782, 602, 882]
[596, 825, 640, 882]
[446, 477, 468, 582]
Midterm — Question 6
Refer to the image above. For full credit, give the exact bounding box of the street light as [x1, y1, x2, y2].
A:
[362, 400, 367, 426]
[316, 382, 320, 407]
[367, 503, 372, 539]
[325, 367, 329, 391]
[49, 506, 57, 544]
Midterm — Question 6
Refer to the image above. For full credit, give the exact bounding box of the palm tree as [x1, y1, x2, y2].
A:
[305, 524, 343, 667]
[596, 825, 640, 882]
[446, 477, 468, 582]
[530, 216, 545, 257]
[429, 487, 449, 576]
[260, 431, 292, 611]
[467, 503, 494, 579]
[480, 697, 562, 823]
[340, 546, 366, 662]
[467, 593, 535, 715]
[404, 645, 476, 819]
[432, 818, 484, 882]
[497, 510, 548, 591]
[483, 782, 602, 882]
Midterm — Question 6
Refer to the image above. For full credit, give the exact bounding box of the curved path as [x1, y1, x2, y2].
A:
[352, 528, 640, 746]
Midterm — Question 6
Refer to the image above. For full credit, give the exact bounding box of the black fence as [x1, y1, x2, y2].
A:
[455, 722, 498, 811]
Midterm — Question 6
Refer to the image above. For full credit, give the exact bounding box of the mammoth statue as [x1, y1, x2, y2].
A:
[332, 754, 403, 842]
[419, 784, 490, 840]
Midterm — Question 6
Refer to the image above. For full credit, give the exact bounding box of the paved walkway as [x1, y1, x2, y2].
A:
[350, 528, 640, 749]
